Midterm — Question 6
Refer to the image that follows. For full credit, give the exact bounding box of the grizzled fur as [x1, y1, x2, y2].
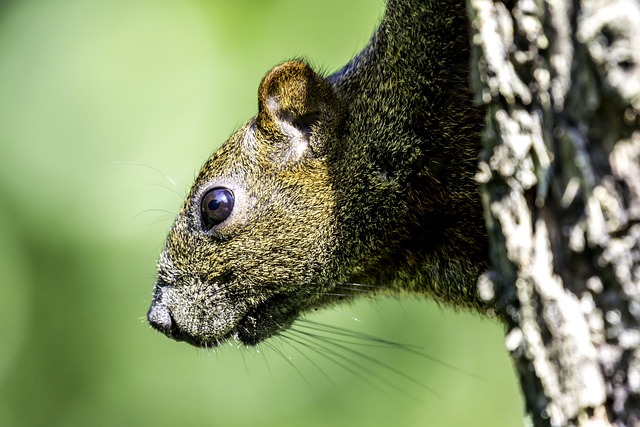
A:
[148, 0, 488, 347]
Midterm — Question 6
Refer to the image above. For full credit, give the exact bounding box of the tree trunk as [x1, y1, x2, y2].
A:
[467, 0, 640, 425]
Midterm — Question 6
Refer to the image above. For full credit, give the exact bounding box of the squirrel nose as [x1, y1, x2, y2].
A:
[147, 282, 174, 334]
[147, 301, 173, 334]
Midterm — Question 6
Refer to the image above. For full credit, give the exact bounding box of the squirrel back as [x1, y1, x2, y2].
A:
[148, 0, 488, 347]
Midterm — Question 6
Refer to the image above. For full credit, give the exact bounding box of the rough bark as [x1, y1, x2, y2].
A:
[467, 0, 640, 425]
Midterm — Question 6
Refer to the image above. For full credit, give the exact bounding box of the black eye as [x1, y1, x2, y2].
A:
[201, 187, 234, 230]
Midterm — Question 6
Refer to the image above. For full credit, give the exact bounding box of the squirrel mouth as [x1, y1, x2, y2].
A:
[235, 294, 298, 346]
[147, 287, 298, 348]
[147, 301, 234, 348]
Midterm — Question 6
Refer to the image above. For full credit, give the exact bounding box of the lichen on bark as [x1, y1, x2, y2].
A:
[467, 0, 640, 425]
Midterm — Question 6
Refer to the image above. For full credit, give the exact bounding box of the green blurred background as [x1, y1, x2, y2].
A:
[0, 0, 523, 426]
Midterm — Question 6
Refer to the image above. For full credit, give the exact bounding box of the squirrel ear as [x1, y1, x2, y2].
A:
[256, 60, 340, 153]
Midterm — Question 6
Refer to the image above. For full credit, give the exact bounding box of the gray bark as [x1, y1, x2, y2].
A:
[467, 0, 640, 425]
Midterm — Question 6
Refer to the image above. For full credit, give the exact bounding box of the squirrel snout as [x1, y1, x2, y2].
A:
[147, 301, 173, 334]
[147, 284, 174, 334]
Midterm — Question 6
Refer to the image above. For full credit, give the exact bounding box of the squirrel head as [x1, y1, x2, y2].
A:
[148, 61, 347, 346]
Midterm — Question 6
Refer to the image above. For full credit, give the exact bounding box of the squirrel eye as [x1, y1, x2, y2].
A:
[201, 187, 234, 230]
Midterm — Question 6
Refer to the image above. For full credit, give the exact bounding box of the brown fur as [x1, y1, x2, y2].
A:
[148, 0, 488, 347]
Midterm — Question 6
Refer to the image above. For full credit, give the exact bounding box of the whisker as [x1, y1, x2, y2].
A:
[329, 281, 382, 295]
[298, 319, 482, 380]
[331, 287, 370, 294]
[280, 331, 398, 397]
[145, 182, 185, 199]
[298, 319, 421, 349]
[275, 335, 338, 387]
[134, 208, 178, 218]
[339, 282, 380, 288]
[289, 327, 439, 398]
[134, 210, 178, 227]
[321, 293, 354, 297]
[238, 345, 250, 375]
[112, 160, 180, 191]
[263, 340, 311, 386]
[288, 331, 408, 350]
[141, 217, 177, 227]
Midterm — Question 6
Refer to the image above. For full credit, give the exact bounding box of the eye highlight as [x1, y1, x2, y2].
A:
[201, 187, 235, 230]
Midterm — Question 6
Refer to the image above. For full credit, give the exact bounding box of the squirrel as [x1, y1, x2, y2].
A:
[147, 0, 489, 347]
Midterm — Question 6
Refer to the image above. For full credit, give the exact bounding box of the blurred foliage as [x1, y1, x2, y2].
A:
[0, 0, 523, 426]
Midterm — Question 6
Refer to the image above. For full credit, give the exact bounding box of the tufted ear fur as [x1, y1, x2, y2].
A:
[256, 60, 341, 156]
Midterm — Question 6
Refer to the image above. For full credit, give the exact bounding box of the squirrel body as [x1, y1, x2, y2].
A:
[148, 0, 488, 347]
